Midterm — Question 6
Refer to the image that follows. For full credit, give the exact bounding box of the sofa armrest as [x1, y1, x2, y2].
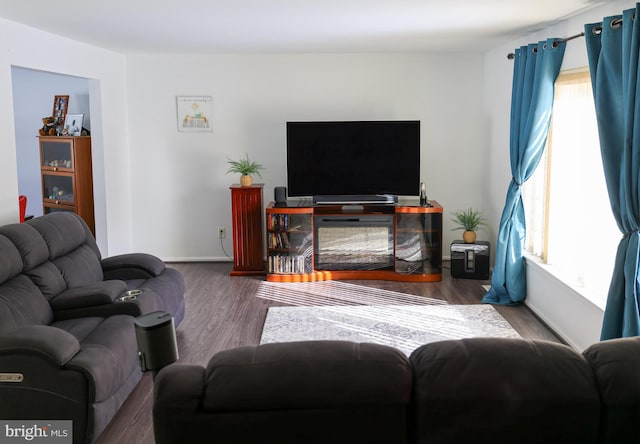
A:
[583, 336, 640, 443]
[49, 280, 128, 311]
[0, 325, 80, 366]
[153, 364, 206, 444]
[101, 253, 167, 280]
[154, 364, 206, 411]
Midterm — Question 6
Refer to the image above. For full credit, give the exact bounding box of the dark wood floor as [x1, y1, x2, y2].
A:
[95, 261, 562, 444]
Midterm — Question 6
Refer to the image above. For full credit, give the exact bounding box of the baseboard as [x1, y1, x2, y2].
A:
[163, 257, 233, 263]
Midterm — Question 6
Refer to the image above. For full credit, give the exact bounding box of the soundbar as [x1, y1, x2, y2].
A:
[313, 194, 398, 205]
[318, 216, 395, 224]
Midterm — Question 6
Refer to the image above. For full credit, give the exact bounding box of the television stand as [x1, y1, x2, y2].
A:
[266, 199, 442, 282]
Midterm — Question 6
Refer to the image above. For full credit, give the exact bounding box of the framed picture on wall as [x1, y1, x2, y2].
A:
[176, 96, 213, 132]
[52, 95, 69, 126]
[64, 114, 83, 136]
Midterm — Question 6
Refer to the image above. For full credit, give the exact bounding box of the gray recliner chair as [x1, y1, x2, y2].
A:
[0, 212, 185, 443]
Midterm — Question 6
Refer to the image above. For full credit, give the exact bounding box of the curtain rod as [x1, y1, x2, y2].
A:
[506, 32, 585, 59]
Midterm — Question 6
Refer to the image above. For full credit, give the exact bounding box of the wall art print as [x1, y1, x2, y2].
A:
[176, 96, 213, 132]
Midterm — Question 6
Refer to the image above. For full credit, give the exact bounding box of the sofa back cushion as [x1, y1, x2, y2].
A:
[0, 234, 22, 284]
[204, 340, 411, 411]
[27, 213, 103, 290]
[0, 223, 49, 271]
[197, 341, 411, 444]
[0, 235, 52, 330]
[0, 223, 65, 299]
[409, 337, 600, 444]
[583, 336, 640, 444]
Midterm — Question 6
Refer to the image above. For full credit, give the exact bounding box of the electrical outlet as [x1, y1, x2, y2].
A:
[218, 227, 225, 238]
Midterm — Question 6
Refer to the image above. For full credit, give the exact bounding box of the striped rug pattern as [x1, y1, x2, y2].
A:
[260, 304, 520, 356]
[255, 280, 446, 307]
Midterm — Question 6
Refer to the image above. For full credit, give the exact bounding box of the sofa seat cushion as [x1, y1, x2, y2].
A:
[55, 315, 140, 403]
[203, 340, 411, 412]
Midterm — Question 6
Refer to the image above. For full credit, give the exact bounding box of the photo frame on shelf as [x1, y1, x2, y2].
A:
[176, 96, 213, 132]
[63, 114, 83, 136]
[52, 95, 69, 126]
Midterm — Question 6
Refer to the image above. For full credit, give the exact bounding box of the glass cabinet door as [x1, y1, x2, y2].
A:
[395, 212, 442, 275]
[267, 211, 313, 274]
[42, 174, 74, 204]
[41, 139, 73, 171]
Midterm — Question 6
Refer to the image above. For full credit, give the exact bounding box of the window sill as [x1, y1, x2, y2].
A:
[524, 254, 607, 311]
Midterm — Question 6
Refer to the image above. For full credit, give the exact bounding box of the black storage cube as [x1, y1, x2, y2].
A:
[450, 241, 490, 279]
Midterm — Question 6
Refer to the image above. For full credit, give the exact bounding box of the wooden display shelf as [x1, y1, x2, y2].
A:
[39, 136, 95, 235]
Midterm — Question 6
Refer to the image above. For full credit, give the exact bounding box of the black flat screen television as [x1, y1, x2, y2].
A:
[286, 120, 420, 203]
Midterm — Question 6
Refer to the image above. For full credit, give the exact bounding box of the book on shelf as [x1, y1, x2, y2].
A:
[268, 254, 307, 274]
[268, 213, 290, 230]
[268, 232, 291, 249]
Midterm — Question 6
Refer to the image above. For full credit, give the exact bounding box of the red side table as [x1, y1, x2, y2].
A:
[229, 184, 265, 276]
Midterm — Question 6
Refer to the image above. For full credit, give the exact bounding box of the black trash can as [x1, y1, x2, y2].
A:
[134, 311, 179, 376]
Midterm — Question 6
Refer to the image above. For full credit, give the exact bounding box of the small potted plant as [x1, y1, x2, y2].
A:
[226, 153, 264, 187]
[451, 208, 487, 243]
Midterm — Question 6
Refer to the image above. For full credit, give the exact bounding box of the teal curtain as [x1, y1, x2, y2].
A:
[586, 5, 640, 339]
[483, 39, 565, 305]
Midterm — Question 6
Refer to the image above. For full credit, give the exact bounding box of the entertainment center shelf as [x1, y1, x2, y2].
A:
[266, 200, 443, 282]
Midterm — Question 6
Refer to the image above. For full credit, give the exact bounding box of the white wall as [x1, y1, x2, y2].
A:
[126, 53, 487, 260]
[0, 18, 131, 255]
[0, 22, 19, 225]
[482, 0, 634, 350]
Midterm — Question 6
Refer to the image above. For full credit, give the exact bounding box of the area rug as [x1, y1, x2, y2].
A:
[260, 304, 520, 356]
[255, 280, 446, 306]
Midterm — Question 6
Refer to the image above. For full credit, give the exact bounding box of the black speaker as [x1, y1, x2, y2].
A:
[274, 186, 287, 203]
[420, 182, 427, 205]
[134, 311, 179, 374]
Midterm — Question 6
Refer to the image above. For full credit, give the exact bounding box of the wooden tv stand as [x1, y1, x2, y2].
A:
[266, 199, 442, 282]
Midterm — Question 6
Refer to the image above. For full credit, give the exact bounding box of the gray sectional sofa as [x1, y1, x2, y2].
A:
[153, 336, 640, 444]
[0, 212, 185, 443]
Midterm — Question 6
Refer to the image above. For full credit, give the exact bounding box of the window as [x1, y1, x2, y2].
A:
[523, 69, 619, 309]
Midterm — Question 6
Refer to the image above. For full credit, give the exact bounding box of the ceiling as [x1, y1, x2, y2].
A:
[0, 0, 605, 54]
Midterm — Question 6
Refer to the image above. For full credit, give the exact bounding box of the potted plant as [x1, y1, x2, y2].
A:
[451, 208, 487, 243]
[226, 153, 264, 187]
